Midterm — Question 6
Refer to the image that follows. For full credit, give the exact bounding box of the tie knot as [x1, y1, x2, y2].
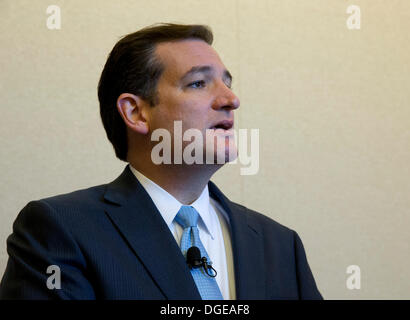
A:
[175, 205, 199, 229]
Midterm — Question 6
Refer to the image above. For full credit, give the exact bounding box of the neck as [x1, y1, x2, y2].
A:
[128, 155, 222, 205]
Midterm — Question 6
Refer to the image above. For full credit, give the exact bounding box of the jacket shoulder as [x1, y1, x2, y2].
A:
[228, 200, 296, 239]
[38, 184, 107, 208]
[15, 184, 109, 231]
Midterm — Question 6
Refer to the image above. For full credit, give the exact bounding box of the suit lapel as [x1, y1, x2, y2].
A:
[209, 181, 266, 299]
[103, 165, 201, 299]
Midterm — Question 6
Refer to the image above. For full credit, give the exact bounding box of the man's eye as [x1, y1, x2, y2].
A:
[188, 80, 206, 89]
[223, 80, 232, 90]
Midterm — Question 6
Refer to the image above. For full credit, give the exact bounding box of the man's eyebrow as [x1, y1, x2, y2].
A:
[180, 65, 233, 83]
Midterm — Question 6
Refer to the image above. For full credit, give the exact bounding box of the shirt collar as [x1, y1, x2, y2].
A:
[129, 165, 215, 239]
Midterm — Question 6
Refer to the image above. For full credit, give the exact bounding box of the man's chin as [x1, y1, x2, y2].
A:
[205, 144, 238, 165]
[203, 130, 237, 164]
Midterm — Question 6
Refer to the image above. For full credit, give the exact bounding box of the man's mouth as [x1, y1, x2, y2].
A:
[210, 120, 234, 130]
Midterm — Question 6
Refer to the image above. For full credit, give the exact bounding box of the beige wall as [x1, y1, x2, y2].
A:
[1, 0, 409, 299]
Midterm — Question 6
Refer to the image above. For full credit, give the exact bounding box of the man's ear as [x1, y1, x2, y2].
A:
[116, 93, 149, 135]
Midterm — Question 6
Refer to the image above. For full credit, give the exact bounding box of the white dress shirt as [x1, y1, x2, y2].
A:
[129, 165, 236, 300]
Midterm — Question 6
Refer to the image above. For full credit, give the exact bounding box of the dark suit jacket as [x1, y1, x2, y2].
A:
[0, 165, 322, 299]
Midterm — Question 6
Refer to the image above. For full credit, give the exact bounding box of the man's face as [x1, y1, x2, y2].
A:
[146, 39, 240, 164]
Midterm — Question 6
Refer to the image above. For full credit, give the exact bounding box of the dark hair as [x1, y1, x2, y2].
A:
[98, 23, 213, 162]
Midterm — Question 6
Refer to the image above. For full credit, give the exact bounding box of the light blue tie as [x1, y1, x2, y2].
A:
[175, 205, 223, 300]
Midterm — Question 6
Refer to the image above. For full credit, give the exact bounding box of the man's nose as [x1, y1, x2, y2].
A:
[212, 81, 240, 111]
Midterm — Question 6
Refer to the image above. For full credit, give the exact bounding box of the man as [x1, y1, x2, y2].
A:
[0, 23, 322, 299]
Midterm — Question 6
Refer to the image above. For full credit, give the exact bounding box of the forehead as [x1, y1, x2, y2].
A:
[154, 39, 225, 80]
